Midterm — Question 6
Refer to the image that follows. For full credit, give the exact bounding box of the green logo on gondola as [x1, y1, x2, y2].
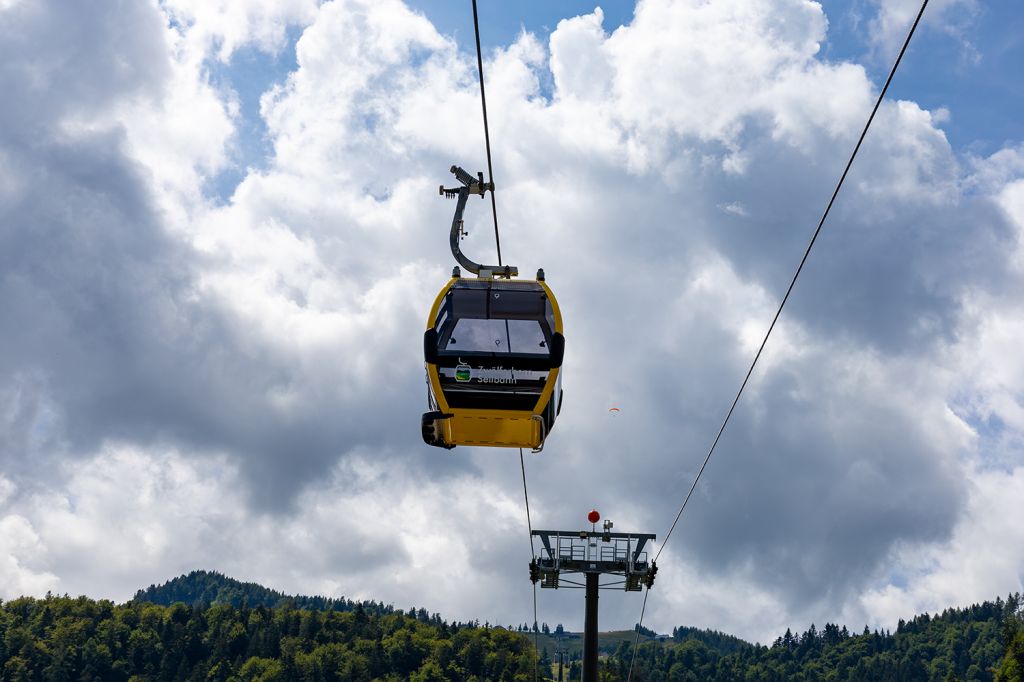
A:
[455, 360, 471, 382]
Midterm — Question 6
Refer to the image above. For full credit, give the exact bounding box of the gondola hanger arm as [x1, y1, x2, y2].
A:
[440, 165, 518, 278]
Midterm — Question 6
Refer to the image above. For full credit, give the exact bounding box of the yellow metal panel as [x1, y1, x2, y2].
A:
[532, 366, 558, 414]
[442, 409, 542, 449]
[426, 364, 450, 412]
[538, 280, 563, 334]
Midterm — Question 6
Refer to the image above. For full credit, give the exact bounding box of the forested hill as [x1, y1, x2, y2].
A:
[668, 625, 754, 655]
[2, 571, 1023, 680]
[133, 570, 399, 618]
[617, 595, 1024, 681]
[0, 593, 533, 680]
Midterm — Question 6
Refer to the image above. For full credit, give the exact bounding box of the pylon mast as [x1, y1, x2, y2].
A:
[530, 511, 657, 682]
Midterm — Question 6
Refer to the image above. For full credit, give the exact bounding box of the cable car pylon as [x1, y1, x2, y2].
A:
[530, 510, 657, 682]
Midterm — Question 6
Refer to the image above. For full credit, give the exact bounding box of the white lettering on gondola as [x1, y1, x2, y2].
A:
[444, 365, 547, 385]
[476, 366, 517, 384]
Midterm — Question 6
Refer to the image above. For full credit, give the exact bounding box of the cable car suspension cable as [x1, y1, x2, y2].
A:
[625, 588, 649, 681]
[520, 447, 540, 682]
[625, 1, 930, 678]
[470, 3, 539, 676]
[654, 0, 930, 565]
[471, 0, 503, 267]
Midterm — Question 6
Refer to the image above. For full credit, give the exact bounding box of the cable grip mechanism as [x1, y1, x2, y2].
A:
[439, 165, 517, 278]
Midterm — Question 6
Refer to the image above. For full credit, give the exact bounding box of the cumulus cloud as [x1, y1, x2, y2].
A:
[867, 0, 979, 57]
[0, 0, 458, 509]
[0, 513, 59, 598]
[0, 445, 535, 629]
[856, 463, 1024, 629]
[1, 0, 1023, 644]
[161, 0, 319, 61]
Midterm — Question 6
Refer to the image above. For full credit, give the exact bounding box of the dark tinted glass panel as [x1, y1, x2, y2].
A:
[444, 319, 548, 355]
[506, 319, 547, 353]
[434, 281, 556, 377]
[490, 290, 547, 319]
[445, 319, 505, 353]
[451, 288, 488, 319]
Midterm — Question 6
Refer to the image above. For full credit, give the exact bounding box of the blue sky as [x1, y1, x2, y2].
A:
[823, 0, 1024, 155]
[2, 0, 1024, 644]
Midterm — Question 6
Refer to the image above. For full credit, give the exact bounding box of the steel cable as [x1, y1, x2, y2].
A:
[471, 0, 503, 267]
[625, 588, 650, 682]
[654, 0, 931, 564]
[520, 448, 540, 682]
[626, 2, 930, 678]
[471, 2, 538, 678]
